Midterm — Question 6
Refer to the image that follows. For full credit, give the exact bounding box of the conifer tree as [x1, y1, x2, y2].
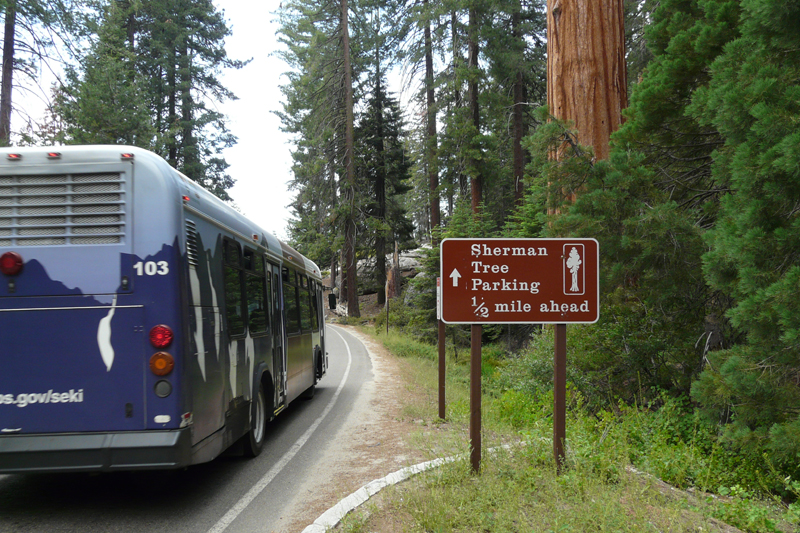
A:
[0, 0, 89, 144]
[354, 75, 414, 302]
[55, 0, 244, 200]
[55, 1, 155, 146]
[278, 0, 348, 281]
[523, 0, 739, 400]
[691, 0, 800, 467]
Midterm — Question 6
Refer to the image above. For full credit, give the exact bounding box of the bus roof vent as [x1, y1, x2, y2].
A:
[185, 219, 199, 266]
[0, 172, 126, 246]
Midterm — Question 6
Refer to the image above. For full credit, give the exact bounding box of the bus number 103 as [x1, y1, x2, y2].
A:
[133, 261, 169, 276]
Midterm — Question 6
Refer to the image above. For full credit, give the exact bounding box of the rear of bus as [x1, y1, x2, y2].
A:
[0, 146, 191, 473]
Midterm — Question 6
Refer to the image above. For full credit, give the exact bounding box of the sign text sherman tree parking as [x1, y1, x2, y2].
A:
[441, 239, 599, 324]
[440, 238, 599, 471]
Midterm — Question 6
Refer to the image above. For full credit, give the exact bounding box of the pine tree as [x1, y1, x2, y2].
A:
[0, 0, 89, 144]
[691, 0, 800, 468]
[520, 0, 739, 400]
[278, 0, 346, 280]
[55, 1, 155, 146]
[354, 75, 414, 301]
[613, 0, 740, 224]
[277, 0, 366, 314]
[55, 0, 245, 200]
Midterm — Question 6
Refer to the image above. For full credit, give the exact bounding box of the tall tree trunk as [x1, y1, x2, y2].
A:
[329, 158, 338, 293]
[180, 43, 196, 178]
[467, 6, 482, 214]
[451, 11, 468, 203]
[167, 49, 178, 166]
[512, 2, 526, 206]
[546, 0, 627, 163]
[0, 2, 16, 146]
[341, 0, 359, 317]
[375, 59, 387, 306]
[424, 0, 439, 243]
[123, 0, 135, 51]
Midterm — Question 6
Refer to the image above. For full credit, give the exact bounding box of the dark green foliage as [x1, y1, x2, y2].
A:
[353, 76, 415, 292]
[283, 0, 800, 498]
[54, 2, 155, 147]
[54, 0, 244, 200]
[689, 0, 800, 470]
[524, 105, 714, 401]
[277, 0, 362, 278]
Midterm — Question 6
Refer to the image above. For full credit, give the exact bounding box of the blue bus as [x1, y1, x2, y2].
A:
[0, 146, 327, 473]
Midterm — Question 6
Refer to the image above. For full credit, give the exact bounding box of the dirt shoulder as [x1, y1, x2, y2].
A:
[279, 325, 424, 533]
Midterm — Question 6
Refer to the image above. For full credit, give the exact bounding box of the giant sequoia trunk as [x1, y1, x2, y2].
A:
[546, 0, 627, 162]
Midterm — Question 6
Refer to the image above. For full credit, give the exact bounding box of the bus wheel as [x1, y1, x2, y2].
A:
[244, 383, 267, 457]
[315, 348, 324, 380]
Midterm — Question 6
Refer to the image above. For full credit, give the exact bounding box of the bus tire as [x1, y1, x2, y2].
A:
[314, 348, 323, 380]
[244, 382, 267, 457]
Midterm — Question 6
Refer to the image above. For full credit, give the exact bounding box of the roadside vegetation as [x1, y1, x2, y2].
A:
[329, 310, 799, 533]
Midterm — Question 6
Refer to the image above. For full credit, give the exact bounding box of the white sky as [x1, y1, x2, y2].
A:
[217, 0, 294, 241]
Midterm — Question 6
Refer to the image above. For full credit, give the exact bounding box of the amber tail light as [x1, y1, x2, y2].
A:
[149, 352, 175, 376]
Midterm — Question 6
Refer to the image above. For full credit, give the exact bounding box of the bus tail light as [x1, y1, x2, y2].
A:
[149, 325, 173, 348]
[0, 252, 23, 276]
[149, 352, 174, 376]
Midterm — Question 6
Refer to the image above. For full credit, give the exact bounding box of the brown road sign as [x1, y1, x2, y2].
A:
[440, 238, 599, 324]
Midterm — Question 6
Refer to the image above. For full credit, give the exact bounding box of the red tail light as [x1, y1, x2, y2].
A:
[149, 325, 174, 348]
[0, 252, 23, 276]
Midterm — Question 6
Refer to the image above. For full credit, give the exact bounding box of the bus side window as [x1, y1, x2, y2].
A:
[299, 284, 312, 332]
[245, 250, 268, 335]
[224, 239, 246, 336]
[282, 267, 300, 334]
[272, 271, 280, 328]
[310, 282, 319, 331]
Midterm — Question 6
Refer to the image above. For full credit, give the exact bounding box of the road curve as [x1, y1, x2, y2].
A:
[0, 324, 373, 533]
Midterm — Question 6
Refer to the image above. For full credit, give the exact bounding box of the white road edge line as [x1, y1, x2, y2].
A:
[301, 443, 521, 531]
[207, 325, 353, 533]
[301, 455, 459, 533]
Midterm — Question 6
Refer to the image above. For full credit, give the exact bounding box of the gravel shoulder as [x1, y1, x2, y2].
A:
[278, 325, 423, 533]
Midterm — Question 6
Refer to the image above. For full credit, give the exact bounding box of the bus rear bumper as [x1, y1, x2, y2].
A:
[0, 428, 193, 474]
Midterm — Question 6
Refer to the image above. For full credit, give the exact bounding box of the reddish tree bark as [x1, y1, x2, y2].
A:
[546, 0, 627, 162]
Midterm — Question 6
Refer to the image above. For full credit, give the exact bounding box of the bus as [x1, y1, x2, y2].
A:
[0, 145, 327, 473]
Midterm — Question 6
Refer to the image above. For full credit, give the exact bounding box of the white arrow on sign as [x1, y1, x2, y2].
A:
[450, 268, 461, 287]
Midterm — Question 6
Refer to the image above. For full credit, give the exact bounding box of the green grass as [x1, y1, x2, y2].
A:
[349, 326, 799, 533]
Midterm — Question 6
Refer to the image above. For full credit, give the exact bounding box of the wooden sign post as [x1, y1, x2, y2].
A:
[440, 238, 599, 472]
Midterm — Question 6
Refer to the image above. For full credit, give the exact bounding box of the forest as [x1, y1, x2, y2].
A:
[1, 0, 798, 511]
[272, 0, 800, 494]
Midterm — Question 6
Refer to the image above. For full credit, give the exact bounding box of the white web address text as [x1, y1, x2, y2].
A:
[0, 389, 84, 408]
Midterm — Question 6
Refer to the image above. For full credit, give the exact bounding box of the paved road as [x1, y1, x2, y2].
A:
[0, 324, 372, 533]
